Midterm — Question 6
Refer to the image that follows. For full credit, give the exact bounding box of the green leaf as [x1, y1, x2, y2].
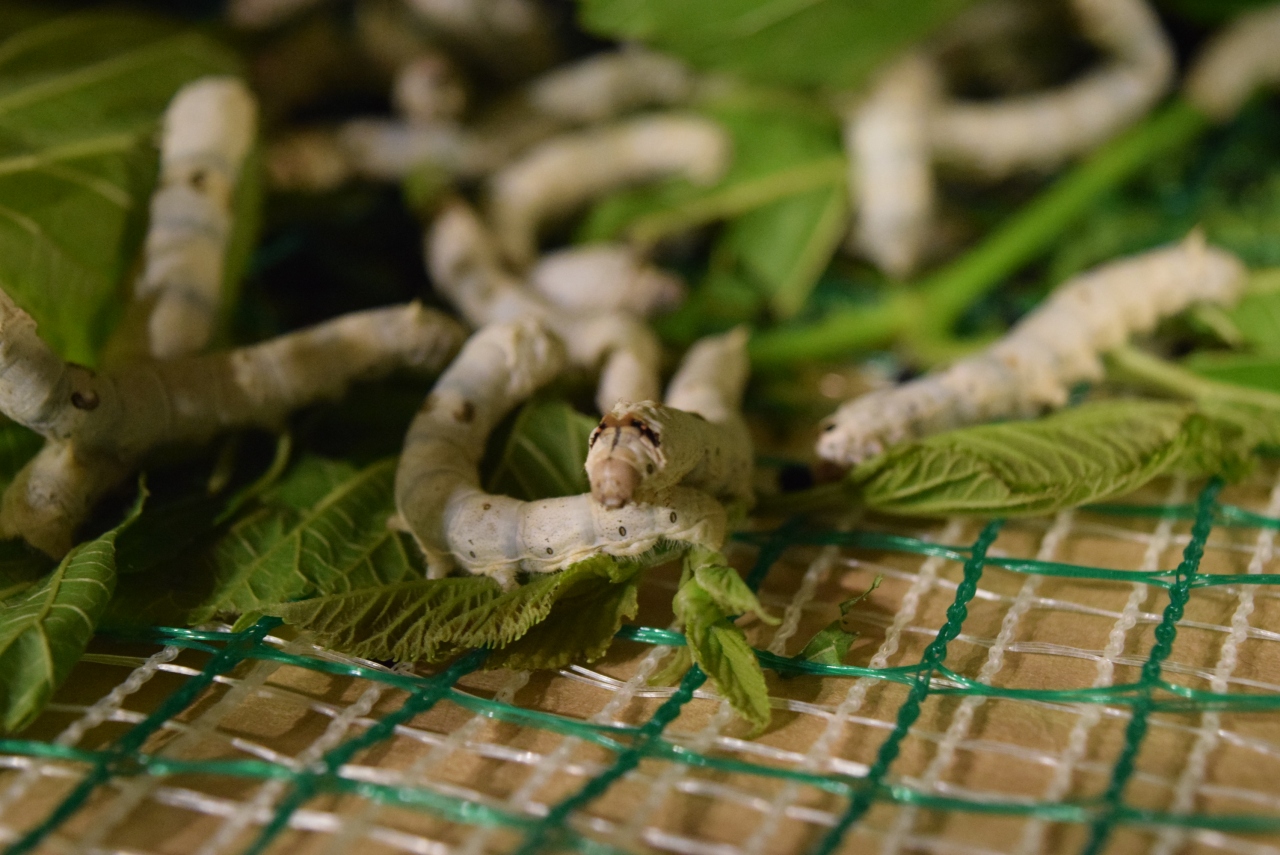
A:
[486, 561, 641, 669]
[577, 0, 974, 89]
[0, 488, 142, 732]
[192, 458, 417, 622]
[674, 575, 771, 733]
[485, 398, 596, 501]
[0, 12, 241, 365]
[1185, 353, 1280, 395]
[580, 105, 844, 247]
[795, 575, 881, 665]
[690, 548, 779, 625]
[264, 454, 361, 511]
[720, 180, 848, 318]
[852, 401, 1225, 517]
[273, 555, 633, 663]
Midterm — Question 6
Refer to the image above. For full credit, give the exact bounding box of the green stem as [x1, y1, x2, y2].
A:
[748, 99, 1211, 367]
[749, 291, 915, 367]
[918, 100, 1209, 336]
[1108, 346, 1280, 411]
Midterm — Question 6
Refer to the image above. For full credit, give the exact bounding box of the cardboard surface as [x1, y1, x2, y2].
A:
[3, 468, 1280, 854]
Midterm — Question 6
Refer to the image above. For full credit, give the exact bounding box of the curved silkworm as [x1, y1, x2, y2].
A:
[486, 114, 730, 266]
[526, 47, 695, 125]
[529, 244, 685, 317]
[394, 320, 726, 585]
[929, 0, 1174, 178]
[0, 297, 464, 556]
[816, 234, 1247, 467]
[586, 328, 753, 510]
[427, 199, 662, 410]
[1185, 4, 1280, 121]
[847, 53, 941, 278]
[134, 77, 258, 359]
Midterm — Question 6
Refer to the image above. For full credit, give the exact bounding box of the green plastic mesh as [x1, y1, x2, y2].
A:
[2, 470, 1280, 854]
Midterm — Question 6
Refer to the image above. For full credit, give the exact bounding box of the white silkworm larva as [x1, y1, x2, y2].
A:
[816, 234, 1247, 467]
[847, 52, 941, 278]
[427, 200, 662, 409]
[928, 0, 1174, 178]
[486, 114, 730, 266]
[394, 320, 725, 585]
[0, 297, 464, 556]
[1184, 4, 1280, 121]
[393, 53, 468, 124]
[526, 47, 695, 125]
[586, 328, 753, 510]
[135, 78, 258, 359]
[529, 244, 685, 317]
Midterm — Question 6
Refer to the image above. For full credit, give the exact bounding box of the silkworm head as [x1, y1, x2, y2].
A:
[591, 458, 641, 508]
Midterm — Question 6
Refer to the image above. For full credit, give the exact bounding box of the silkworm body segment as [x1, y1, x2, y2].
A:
[816, 235, 1247, 466]
[137, 77, 258, 358]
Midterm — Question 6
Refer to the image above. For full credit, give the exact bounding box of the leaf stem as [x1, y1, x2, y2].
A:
[747, 100, 1211, 367]
[1108, 346, 1280, 411]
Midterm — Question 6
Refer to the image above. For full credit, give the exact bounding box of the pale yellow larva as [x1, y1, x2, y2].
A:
[929, 0, 1174, 178]
[0, 295, 464, 557]
[394, 320, 725, 586]
[486, 114, 730, 266]
[847, 52, 941, 278]
[529, 244, 685, 317]
[1185, 4, 1280, 121]
[427, 200, 663, 410]
[135, 77, 257, 359]
[816, 235, 1247, 467]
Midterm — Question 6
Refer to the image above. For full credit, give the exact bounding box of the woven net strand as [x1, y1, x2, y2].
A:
[1, 467, 1279, 855]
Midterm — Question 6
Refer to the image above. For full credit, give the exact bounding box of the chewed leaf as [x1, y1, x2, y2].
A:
[852, 401, 1215, 517]
[795, 576, 881, 666]
[273, 555, 632, 663]
[675, 577, 771, 733]
[578, 0, 974, 89]
[485, 398, 596, 501]
[0, 12, 240, 365]
[486, 562, 641, 670]
[193, 458, 418, 622]
[0, 489, 142, 732]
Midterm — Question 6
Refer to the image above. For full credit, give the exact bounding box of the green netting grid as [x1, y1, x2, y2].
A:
[0, 482, 1277, 854]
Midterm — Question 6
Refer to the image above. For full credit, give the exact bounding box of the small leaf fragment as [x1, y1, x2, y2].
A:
[690, 548, 779, 625]
[674, 574, 771, 733]
[795, 576, 882, 666]
[0, 489, 143, 732]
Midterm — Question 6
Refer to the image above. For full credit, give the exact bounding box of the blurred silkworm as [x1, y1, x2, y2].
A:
[1185, 3, 1280, 120]
[929, 0, 1174, 178]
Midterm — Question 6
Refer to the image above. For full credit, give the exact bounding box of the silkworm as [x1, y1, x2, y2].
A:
[394, 320, 726, 585]
[428, 200, 662, 410]
[134, 78, 258, 359]
[486, 114, 730, 266]
[1185, 4, 1280, 121]
[393, 52, 468, 124]
[526, 47, 695, 125]
[0, 296, 464, 556]
[816, 234, 1247, 467]
[529, 244, 685, 317]
[928, 0, 1174, 178]
[586, 328, 753, 510]
[847, 53, 941, 278]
